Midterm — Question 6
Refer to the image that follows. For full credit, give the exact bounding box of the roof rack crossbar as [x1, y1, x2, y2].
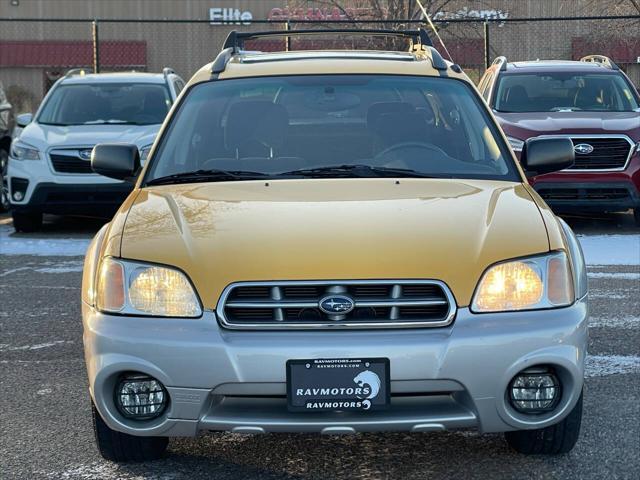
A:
[492, 56, 507, 71]
[222, 28, 434, 52]
[580, 54, 619, 70]
[214, 28, 448, 76]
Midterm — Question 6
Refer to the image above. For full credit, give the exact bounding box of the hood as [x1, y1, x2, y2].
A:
[118, 179, 551, 309]
[17, 122, 159, 150]
[495, 111, 640, 140]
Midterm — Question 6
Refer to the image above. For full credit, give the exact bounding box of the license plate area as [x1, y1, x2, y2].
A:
[286, 358, 390, 412]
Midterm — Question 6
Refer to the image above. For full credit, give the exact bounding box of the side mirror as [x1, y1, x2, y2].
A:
[16, 113, 33, 128]
[521, 137, 574, 177]
[91, 143, 140, 181]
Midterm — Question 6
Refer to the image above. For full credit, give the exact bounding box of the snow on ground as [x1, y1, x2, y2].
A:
[587, 271, 640, 280]
[585, 354, 640, 377]
[0, 260, 84, 276]
[577, 234, 640, 266]
[0, 340, 73, 352]
[0, 225, 90, 257]
[34, 260, 84, 273]
[589, 316, 640, 329]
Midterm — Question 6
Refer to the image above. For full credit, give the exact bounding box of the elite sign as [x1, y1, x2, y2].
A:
[209, 7, 253, 25]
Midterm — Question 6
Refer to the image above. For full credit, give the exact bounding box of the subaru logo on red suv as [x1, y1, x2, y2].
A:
[574, 143, 594, 155]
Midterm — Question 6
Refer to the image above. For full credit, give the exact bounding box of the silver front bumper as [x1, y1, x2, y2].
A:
[83, 298, 588, 437]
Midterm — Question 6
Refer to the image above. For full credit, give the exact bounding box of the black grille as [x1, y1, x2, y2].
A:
[568, 137, 632, 170]
[220, 281, 455, 329]
[538, 187, 631, 201]
[50, 153, 93, 174]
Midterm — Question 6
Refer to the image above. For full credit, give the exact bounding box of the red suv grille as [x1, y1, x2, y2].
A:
[568, 137, 632, 170]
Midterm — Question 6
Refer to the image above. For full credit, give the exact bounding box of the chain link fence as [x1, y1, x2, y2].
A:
[1, 16, 638, 112]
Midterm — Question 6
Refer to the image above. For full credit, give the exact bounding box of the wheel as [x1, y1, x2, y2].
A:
[91, 400, 168, 462]
[0, 148, 9, 212]
[634, 208, 640, 227]
[505, 391, 583, 455]
[11, 210, 43, 232]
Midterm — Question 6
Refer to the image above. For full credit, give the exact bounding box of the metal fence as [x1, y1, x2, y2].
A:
[1, 15, 639, 113]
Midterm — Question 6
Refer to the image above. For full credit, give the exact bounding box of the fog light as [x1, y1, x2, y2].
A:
[509, 367, 560, 413]
[10, 177, 28, 202]
[115, 374, 167, 420]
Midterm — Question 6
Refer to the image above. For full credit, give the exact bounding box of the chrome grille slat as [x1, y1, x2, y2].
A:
[356, 299, 447, 307]
[226, 301, 319, 308]
[217, 280, 456, 330]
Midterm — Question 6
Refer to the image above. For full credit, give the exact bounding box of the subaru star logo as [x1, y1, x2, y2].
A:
[319, 295, 355, 315]
[573, 143, 594, 155]
[78, 149, 93, 160]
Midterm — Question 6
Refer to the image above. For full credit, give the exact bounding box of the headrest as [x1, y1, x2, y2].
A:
[225, 101, 288, 152]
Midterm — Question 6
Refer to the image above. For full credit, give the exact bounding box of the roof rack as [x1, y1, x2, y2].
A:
[223, 29, 433, 51]
[212, 28, 449, 77]
[65, 68, 89, 77]
[580, 55, 619, 70]
[492, 56, 507, 71]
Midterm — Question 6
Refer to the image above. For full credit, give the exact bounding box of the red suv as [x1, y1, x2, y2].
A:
[478, 55, 640, 225]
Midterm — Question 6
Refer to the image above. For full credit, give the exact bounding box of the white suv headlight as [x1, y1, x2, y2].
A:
[472, 252, 574, 313]
[10, 141, 41, 160]
[96, 258, 202, 318]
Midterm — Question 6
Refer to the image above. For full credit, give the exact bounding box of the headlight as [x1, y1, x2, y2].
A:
[10, 141, 40, 160]
[506, 135, 524, 152]
[96, 258, 202, 317]
[139, 144, 153, 164]
[472, 252, 573, 313]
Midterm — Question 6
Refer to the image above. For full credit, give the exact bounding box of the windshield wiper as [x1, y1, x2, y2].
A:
[146, 169, 273, 186]
[277, 164, 440, 179]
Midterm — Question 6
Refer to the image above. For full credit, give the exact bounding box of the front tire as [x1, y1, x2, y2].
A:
[634, 208, 640, 227]
[505, 391, 582, 454]
[12, 210, 43, 232]
[91, 401, 168, 462]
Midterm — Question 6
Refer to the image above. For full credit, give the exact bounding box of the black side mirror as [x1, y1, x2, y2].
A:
[91, 144, 140, 181]
[521, 137, 574, 177]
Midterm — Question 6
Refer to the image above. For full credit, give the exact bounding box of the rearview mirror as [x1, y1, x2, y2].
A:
[521, 137, 574, 177]
[91, 144, 140, 181]
[16, 113, 33, 128]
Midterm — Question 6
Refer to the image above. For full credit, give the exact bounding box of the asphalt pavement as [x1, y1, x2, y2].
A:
[0, 212, 639, 479]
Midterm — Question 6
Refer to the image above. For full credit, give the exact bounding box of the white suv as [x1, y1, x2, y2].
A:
[7, 68, 184, 231]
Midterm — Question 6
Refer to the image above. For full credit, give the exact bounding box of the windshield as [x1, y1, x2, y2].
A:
[145, 75, 518, 183]
[38, 83, 171, 126]
[495, 72, 639, 112]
